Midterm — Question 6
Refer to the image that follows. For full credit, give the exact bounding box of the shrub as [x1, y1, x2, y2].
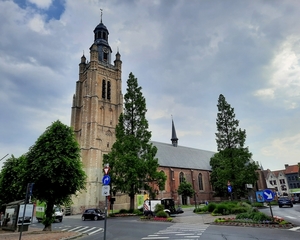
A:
[133, 209, 143, 215]
[207, 202, 217, 212]
[252, 212, 271, 222]
[212, 204, 230, 215]
[230, 207, 248, 214]
[252, 202, 264, 208]
[155, 210, 168, 218]
[194, 205, 208, 213]
[119, 209, 128, 214]
[154, 204, 164, 213]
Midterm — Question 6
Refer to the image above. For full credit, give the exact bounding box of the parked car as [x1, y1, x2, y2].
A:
[278, 196, 293, 208]
[81, 209, 105, 221]
[291, 196, 299, 204]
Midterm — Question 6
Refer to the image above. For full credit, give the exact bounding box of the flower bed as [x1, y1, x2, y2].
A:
[213, 217, 293, 229]
[140, 216, 173, 222]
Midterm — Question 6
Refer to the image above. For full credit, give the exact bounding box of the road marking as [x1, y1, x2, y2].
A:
[67, 226, 83, 231]
[80, 227, 96, 233]
[88, 228, 104, 235]
[285, 216, 296, 219]
[289, 226, 300, 231]
[141, 237, 169, 239]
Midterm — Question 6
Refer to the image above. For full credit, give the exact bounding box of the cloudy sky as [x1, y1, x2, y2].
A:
[1, 0, 300, 171]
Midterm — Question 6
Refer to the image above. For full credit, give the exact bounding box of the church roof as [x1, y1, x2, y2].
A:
[151, 141, 215, 171]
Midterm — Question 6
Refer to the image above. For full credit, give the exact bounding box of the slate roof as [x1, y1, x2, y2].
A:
[151, 141, 216, 171]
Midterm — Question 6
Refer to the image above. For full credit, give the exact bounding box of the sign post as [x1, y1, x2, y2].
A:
[102, 164, 110, 240]
[263, 189, 274, 221]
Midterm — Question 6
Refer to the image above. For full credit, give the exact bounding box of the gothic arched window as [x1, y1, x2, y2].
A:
[198, 173, 203, 190]
[160, 170, 165, 190]
[179, 172, 184, 184]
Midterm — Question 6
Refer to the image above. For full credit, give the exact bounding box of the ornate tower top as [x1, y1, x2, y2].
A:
[93, 10, 112, 63]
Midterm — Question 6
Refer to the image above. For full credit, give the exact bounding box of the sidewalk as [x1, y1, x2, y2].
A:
[0, 227, 82, 240]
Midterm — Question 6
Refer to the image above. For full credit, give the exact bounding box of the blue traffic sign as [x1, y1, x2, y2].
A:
[102, 175, 111, 185]
[263, 189, 274, 201]
[228, 185, 232, 193]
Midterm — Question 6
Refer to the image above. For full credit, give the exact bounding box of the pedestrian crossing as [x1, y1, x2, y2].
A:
[141, 223, 209, 239]
[59, 226, 104, 235]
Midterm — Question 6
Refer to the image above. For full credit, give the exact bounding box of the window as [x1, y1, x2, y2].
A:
[273, 180, 277, 185]
[102, 80, 106, 99]
[179, 172, 184, 184]
[160, 170, 165, 190]
[279, 179, 285, 184]
[107, 81, 111, 99]
[198, 173, 203, 190]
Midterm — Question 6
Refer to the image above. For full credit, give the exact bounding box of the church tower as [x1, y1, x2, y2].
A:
[71, 17, 123, 213]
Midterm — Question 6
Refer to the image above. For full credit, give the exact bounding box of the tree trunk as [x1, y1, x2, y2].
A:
[43, 201, 54, 231]
[129, 193, 135, 210]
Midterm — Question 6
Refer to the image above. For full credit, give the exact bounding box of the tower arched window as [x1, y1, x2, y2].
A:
[179, 172, 184, 184]
[102, 80, 106, 99]
[107, 81, 111, 100]
[198, 173, 203, 190]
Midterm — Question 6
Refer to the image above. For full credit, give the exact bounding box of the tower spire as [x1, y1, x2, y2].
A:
[100, 8, 103, 23]
[171, 115, 178, 147]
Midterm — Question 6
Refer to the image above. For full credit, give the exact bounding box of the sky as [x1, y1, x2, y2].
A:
[1, 0, 300, 171]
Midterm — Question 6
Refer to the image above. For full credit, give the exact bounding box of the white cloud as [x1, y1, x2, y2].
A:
[29, 0, 53, 9]
[28, 14, 50, 34]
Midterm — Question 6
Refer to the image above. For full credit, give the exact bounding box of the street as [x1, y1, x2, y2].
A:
[29, 206, 300, 239]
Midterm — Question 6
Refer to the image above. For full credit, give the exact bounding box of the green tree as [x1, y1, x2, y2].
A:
[23, 120, 86, 231]
[177, 179, 195, 199]
[104, 72, 166, 209]
[0, 155, 27, 207]
[210, 94, 258, 198]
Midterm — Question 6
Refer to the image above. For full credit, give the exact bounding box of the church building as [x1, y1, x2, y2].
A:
[70, 19, 266, 213]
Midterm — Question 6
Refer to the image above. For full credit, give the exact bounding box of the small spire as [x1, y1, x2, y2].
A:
[171, 115, 178, 147]
[100, 8, 103, 23]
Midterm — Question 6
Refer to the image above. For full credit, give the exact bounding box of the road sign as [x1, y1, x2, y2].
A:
[102, 175, 111, 185]
[263, 189, 274, 201]
[102, 185, 110, 196]
[228, 185, 232, 193]
[103, 166, 110, 175]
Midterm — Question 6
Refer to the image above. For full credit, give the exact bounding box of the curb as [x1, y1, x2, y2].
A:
[212, 222, 294, 229]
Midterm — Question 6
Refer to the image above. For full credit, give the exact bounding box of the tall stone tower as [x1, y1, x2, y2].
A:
[71, 18, 123, 213]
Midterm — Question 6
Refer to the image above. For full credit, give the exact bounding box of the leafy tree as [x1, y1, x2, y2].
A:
[23, 120, 86, 231]
[104, 72, 166, 209]
[210, 94, 258, 199]
[0, 155, 27, 207]
[177, 179, 195, 199]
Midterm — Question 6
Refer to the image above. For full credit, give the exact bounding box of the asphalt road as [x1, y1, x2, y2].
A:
[29, 206, 300, 239]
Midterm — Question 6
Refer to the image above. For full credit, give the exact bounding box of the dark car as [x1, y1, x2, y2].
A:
[81, 209, 105, 221]
[278, 196, 293, 208]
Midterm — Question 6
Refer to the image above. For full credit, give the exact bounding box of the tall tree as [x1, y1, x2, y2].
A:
[0, 155, 27, 207]
[23, 120, 86, 231]
[210, 94, 258, 198]
[104, 72, 166, 209]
